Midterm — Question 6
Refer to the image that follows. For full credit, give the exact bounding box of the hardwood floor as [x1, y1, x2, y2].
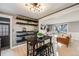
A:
[58, 40, 79, 56]
[2, 40, 79, 56]
[1, 44, 27, 56]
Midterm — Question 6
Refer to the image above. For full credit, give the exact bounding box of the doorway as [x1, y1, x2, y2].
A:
[0, 17, 10, 50]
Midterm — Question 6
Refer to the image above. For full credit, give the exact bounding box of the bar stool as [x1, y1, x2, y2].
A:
[35, 44, 48, 56]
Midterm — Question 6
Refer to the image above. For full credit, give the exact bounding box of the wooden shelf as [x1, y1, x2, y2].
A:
[16, 22, 38, 26]
[16, 17, 38, 23]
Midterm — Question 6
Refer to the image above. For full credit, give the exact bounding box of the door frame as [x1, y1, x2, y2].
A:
[0, 14, 13, 49]
[0, 23, 10, 48]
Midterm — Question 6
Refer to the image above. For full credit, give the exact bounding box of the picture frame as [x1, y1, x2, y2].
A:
[54, 23, 68, 33]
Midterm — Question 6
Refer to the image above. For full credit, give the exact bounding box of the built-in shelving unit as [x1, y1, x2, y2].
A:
[16, 31, 38, 43]
[16, 16, 38, 26]
[16, 17, 38, 23]
[16, 22, 38, 26]
[15, 16, 38, 44]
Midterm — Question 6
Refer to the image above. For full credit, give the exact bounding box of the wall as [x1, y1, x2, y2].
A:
[0, 13, 13, 48]
[39, 5, 79, 32]
[68, 21, 79, 32]
[50, 21, 79, 40]
[16, 20, 38, 31]
[13, 18, 38, 46]
[0, 13, 38, 47]
[68, 21, 79, 40]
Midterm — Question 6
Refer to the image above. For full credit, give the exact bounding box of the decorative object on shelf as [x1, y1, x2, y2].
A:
[25, 3, 45, 13]
[22, 27, 26, 32]
[54, 23, 68, 33]
[40, 24, 46, 30]
[46, 27, 50, 32]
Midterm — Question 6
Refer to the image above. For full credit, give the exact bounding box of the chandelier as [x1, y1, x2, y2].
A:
[25, 3, 43, 13]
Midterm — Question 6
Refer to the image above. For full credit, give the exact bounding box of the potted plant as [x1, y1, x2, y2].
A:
[37, 32, 44, 42]
[37, 32, 44, 38]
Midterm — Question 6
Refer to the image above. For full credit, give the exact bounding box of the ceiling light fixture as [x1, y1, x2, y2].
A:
[25, 3, 44, 13]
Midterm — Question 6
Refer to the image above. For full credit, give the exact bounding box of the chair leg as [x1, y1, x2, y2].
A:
[51, 45, 54, 56]
[45, 49, 48, 56]
[48, 47, 50, 55]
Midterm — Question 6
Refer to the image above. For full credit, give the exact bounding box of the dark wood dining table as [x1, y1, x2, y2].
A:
[26, 35, 53, 56]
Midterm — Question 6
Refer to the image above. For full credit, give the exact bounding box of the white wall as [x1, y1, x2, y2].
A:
[0, 13, 38, 47]
[68, 21, 79, 32]
[68, 21, 79, 40]
[39, 5, 79, 32]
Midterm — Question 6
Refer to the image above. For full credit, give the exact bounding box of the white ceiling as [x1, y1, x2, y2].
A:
[0, 3, 75, 19]
[39, 5, 79, 24]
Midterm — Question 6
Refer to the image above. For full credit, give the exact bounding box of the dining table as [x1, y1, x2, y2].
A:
[26, 35, 54, 56]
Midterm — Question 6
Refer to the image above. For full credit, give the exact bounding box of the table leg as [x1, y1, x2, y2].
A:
[27, 41, 29, 56]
